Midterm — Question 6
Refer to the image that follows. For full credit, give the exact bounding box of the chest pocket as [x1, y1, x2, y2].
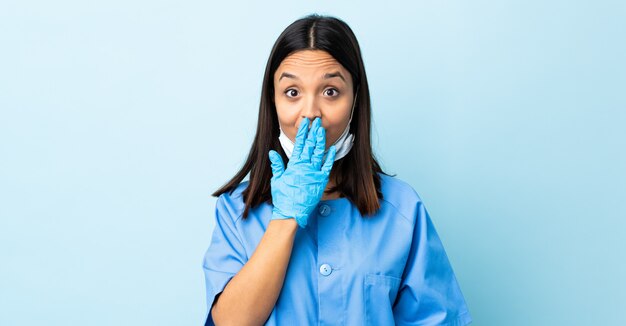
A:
[364, 273, 402, 325]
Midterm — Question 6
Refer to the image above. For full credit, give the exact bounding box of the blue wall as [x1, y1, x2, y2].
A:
[1, 1, 624, 325]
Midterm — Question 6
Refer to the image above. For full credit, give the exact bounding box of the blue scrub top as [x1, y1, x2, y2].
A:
[202, 173, 472, 325]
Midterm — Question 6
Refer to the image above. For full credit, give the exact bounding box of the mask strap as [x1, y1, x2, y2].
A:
[348, 85, 359, 123]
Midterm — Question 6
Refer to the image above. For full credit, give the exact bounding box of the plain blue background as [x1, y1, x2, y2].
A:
[1, 1, 624, 325]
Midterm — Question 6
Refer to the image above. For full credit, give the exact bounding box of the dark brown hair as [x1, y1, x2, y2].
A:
[212, 13, 392, 218]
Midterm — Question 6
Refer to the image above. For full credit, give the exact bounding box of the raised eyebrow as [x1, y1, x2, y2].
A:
[278, 71, 346, 83]
[323, 71, 346, 83]
[278, 72, 298, 82]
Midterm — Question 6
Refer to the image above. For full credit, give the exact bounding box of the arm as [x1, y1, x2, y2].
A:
[208, 117, 335, 325]
[211, 218, 298, 326]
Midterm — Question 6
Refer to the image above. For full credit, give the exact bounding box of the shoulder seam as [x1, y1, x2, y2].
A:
[217, 192, 245, 224]
[215, 194, 248, 258]
[379, 174, 422, 227]
[380, 197, 415, 227]
[221, 191, 250, 260]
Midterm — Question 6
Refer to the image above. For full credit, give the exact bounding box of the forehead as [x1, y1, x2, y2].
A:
[275, 50, 348, 78]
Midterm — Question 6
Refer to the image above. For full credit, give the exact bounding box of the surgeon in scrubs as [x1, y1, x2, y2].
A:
[202, 13, 472, 326]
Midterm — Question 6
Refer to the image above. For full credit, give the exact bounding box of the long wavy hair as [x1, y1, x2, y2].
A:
[212, 13, 392, 219]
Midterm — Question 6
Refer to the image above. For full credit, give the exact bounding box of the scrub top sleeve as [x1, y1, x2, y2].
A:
[392, 201, 473, 326]
[202, 194, 247, 326]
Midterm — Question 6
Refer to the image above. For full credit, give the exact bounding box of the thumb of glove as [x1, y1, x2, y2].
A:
[268, 150, 285, 179]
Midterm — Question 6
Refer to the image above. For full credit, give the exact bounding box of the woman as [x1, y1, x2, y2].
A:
[203, 14, 472, 326]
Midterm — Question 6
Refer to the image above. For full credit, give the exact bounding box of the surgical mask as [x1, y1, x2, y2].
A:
[278, 88, 358, 162]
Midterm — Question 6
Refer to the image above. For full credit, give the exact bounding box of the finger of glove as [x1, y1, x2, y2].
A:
[268, 150, 285, 178]
[301, 117, 321, 162]
[310, 125, 326, 170]
[291, 118, 309, 163]
[321, 145, 336, 175]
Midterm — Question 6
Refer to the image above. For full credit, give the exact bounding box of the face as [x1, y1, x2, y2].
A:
[273, 50, 355, 150]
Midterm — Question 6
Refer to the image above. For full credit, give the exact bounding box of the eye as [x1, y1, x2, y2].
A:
[324, 88, 340, 97]
[284, 88, 299, 98]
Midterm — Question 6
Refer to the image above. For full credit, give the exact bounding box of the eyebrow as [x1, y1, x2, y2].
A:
[278, 71, 346, 83]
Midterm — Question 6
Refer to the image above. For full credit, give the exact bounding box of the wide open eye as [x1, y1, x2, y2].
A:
[285, 88, 299, 98]
[324, 88, 340, 97]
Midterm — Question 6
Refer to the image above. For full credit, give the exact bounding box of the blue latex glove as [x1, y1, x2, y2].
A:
[268, 117, 337, 228]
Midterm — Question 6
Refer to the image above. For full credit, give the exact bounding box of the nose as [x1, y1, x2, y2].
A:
[300, 97, 321, 126]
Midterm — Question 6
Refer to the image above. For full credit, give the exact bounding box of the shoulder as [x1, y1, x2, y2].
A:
[215, 180, 249, 223]
[377, 173, 424, 225]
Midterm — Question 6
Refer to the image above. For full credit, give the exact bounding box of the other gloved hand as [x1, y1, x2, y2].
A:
[268, 117, 336, 228]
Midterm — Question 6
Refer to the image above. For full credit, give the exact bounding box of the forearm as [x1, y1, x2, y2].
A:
[211, 218, 298, 326]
